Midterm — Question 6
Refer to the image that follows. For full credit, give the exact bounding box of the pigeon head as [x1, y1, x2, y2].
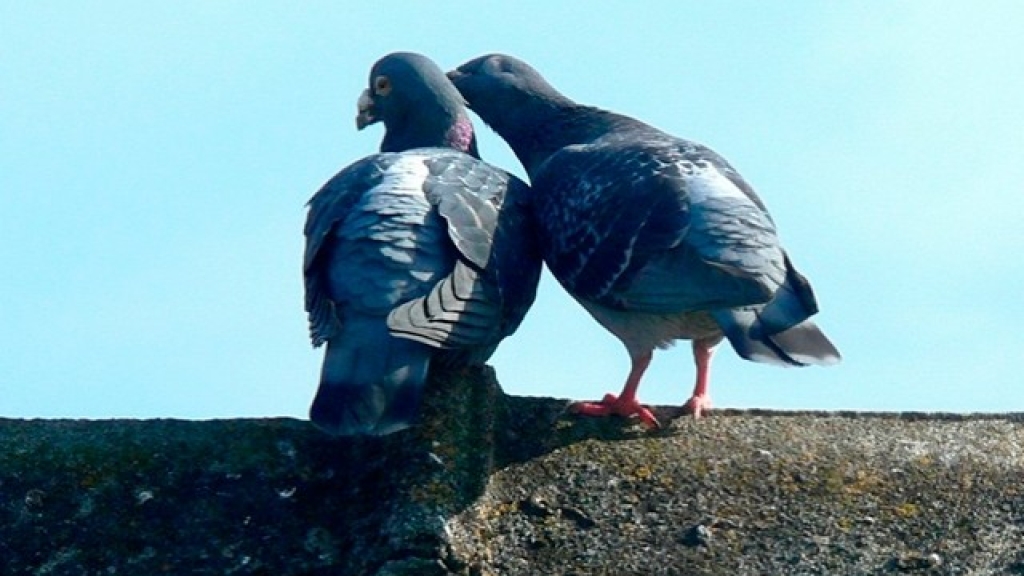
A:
[448, 54, 572, 130]
[356, 52, 478, 156]
[449, 54, 580, 175]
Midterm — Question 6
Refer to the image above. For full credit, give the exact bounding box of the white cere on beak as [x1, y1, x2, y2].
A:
[355, 89, 377, 129]
[357, 89, 373, 115]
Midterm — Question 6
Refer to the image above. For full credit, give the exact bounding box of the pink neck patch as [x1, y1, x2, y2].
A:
[446, 117, 474, 153]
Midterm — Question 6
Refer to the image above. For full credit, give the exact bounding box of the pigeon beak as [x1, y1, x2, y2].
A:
[446, 69, 466, 88]
[355, 89, 378, 130]
[446, 70, 472, 108]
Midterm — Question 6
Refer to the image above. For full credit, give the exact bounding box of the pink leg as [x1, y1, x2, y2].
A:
[682, 339, 716, 418]
[570, 351, 660, 428]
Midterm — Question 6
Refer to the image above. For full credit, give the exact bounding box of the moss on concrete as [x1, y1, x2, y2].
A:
[460, 410, 1024, 575]
[2, 368, 1022, 575]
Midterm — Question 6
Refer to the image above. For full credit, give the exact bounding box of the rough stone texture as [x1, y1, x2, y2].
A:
[2, 367, 1023, 575]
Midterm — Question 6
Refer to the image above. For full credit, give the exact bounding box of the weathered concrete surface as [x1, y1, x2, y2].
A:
[2, 367, 1023, 575]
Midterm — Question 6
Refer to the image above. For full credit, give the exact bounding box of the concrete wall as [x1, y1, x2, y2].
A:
[3, 367, 1022, 575]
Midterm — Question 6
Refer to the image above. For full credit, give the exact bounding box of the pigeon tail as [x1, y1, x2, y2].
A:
[748, 255, 821, 338]
[309, 316, 431, 436]
[712, 308, 841, 367]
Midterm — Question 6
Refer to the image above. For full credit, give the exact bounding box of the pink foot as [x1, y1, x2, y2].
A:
[682, 393, 712, 418]
[570, 393, 661, 429]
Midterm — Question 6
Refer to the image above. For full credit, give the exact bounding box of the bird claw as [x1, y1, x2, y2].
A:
[570, 394, 661, 429]
[682, 393, 712, 419]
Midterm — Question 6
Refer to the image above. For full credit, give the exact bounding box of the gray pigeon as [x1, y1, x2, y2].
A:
[304, 52, 541, 435]
[449, 54, 839, 425]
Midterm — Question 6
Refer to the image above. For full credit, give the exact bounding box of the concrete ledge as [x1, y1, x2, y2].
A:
[2, 367, 1022, 575]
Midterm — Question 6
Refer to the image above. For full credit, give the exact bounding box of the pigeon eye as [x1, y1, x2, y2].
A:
[374, 75, 391, 96]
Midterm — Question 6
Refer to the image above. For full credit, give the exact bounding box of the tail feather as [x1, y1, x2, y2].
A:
[713, 308, 840, 367]
[310, 317, 432, 436]
[750, 255, 820, 338]
[712, 252, 840, 366]
[767, 321, 841, 366]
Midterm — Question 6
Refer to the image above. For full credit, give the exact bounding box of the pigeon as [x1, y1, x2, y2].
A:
[303, 52, 541, 435]
[448, 54, 839, 426]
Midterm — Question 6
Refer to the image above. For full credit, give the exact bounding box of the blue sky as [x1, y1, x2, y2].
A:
[2, 2, 1022, 419]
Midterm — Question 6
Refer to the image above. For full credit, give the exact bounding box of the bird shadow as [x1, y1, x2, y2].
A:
[493, 391, 688, 468]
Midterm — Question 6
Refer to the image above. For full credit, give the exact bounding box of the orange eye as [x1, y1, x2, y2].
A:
[374, 75, 391, 96]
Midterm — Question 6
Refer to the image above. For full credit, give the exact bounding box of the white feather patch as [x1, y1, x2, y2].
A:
[686, 162, 749, 204]
[372, 154, 432, 207]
